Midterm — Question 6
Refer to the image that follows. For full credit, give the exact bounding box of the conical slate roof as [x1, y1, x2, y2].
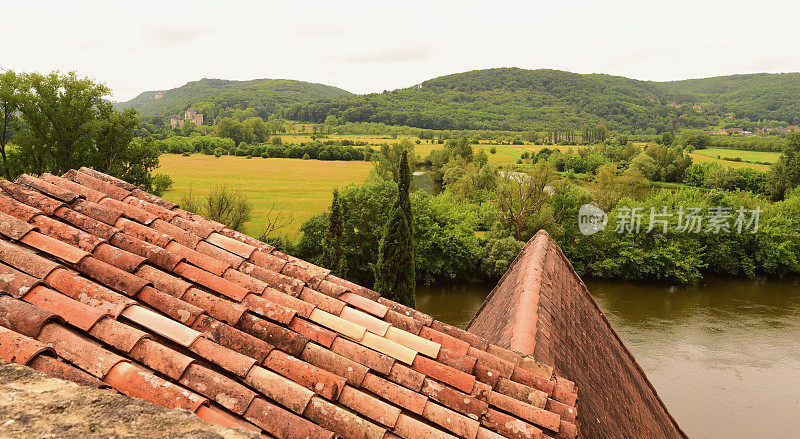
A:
[467, 231, 687, 439]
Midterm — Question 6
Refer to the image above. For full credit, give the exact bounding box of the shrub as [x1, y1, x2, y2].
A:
[181, 184, 252, 231]
[302, 153, 311, 160]
[150, 173, 173, 197]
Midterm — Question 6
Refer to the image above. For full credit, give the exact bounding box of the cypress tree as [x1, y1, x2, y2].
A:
[322, 188, 346, 275]
[374, 150, 416, 307]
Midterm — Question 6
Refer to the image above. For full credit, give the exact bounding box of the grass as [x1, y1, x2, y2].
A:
[157, 154, 372, 238]
[693, 148, 781, 164]
[688, 153, 771, 171]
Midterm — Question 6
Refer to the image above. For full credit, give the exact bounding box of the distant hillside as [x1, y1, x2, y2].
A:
[115, 78, 351, 120]
[285, 68, 712, 132]
[653, 73, 800, 124]
[119, 69, 800, 132]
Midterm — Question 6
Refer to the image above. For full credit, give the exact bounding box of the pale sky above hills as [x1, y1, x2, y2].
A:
[3, 0, 799, 101]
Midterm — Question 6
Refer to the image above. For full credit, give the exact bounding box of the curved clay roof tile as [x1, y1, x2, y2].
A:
[0, 295, 61, 338]
[16, 174, 80, 203]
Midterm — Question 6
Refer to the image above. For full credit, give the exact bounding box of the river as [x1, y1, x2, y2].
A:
[416, 277, 800, 438]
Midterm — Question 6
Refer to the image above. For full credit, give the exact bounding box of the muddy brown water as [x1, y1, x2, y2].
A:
[416, 277, 800, 438]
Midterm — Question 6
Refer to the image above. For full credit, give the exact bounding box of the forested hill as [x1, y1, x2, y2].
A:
[115, 78, 351, 120]
[285, 68, 711, 132]
[285, 68, 800, 132]
[653, 73, 800, 125]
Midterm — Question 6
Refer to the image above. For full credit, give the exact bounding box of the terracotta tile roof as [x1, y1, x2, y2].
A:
[0, 168, 578, 439]
[467, 231, 687, 439]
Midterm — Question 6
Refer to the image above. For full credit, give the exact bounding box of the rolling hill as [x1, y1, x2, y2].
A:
[653, 73, 800, 124]
[115, 78, 352, 120]
[118, 69, 800, 132]
[284, 68, 713, 132]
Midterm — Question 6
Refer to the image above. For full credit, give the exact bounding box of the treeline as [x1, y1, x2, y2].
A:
[157, 136, 374, 162]
[0, 70, 170, 194]
[278, 135, 800, 287]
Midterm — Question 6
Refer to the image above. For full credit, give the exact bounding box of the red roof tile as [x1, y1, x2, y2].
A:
[17, 174, 80, 203]
[20, 231, 90, 264]
[189, 336, 256, 378]
[412, 355, 476, 394]
[303, 396, 386, 439]
[0, 193, 41, 222]
[0, 263, 40, 299]
[235, 313, 308, 357]
[103, 361, 206, 411]
[179, 363, 257, 414]
[421, 378, 489, 420]
[0, 169, 593, 439]
[0, 295, 60, 338]
[38, 322, 125, 378]
[338, 385, 402, 428]
[245, 397, 333, 439]
[264, 349, 346, 400]
[192, 314, 273, 362]
[0, 326, 53, 365]
[23, 285, 108, 331]
[300, 342, 368, 386]
[129, 337, 194, 380]
[361, 372, 428, 415]
[27, 353, 106, 388]
[91, 242, 147, 272]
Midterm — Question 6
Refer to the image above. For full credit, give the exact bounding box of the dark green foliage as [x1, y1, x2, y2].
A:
[374, 151, 415, 307]
[321, 189, 346, 275]
[767, 133, 800, 200]
[115, 78, 351, 120]
[286, 68, 715, 132]
[655, 73, 800, 125]
[2, 70, 164, 191]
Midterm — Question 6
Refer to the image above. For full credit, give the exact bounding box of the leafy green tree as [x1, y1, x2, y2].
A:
[495, 161, 560, 240]
[14, 71, 110, 175]
[767, 133, 800, 200]
[374, 150, 415, 307]
[374, 138, 415, 181]
[322, 188, 346, 275]
[0, 70, 21, 179]
[481, 236, 525, 278]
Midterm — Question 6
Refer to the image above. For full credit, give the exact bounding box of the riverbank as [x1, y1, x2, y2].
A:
[416, 276, 800, 438]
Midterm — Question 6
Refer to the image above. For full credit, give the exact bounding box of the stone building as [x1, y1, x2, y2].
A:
[170, 108, 204, 129]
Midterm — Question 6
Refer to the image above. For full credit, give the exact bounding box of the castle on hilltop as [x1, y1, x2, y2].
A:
[170, 108, 204, 128]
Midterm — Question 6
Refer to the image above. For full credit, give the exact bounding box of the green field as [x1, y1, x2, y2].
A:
[693, 148, 781, 164]
[158, 154, 372, 237]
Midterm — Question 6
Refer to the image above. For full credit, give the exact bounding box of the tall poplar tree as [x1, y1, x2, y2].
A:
[322, 188, 346, 275]
[374, 150, 416, 307]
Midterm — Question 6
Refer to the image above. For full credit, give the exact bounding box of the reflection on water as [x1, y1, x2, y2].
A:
[416, 277, 800, 439]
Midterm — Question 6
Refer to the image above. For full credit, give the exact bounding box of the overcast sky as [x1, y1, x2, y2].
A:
[3, 0, 799, 101]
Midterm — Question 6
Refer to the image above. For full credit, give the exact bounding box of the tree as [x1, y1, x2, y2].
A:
[374, 150, 415, 307]
[374, 138, 415, 181]
[0, 70, 20, 179]
[15, 71, 110, 175]
[767, 133, 800, 200]
[594, 164, 650, 211]
[494, 161, 560, 240]
[322, 188, 346, 275]
[182, 184, 252, 231]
